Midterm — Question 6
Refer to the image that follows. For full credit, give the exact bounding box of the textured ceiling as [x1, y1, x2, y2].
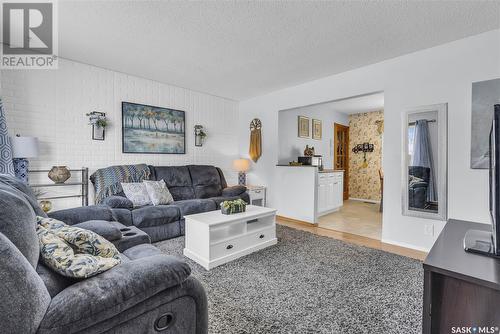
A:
[58, 1, 500, 100]
[285, 92, 384, 115]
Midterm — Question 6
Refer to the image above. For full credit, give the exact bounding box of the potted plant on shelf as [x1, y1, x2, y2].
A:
[86, 111, 108, 140]
[194, 125, 207, 146]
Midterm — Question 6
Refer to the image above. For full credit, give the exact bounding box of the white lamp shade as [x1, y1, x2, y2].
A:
[233, 158, 250, 172]
[11, 136, 39, 158]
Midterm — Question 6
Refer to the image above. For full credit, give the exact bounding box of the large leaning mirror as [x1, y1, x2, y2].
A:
[402, 103, 447, 220]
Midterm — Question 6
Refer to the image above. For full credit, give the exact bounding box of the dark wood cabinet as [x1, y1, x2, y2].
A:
[423, 220, 500, 334]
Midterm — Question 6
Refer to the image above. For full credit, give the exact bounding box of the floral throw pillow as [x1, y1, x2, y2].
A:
[121, 182, 152, 206]
[143, 180, 174, 206]
[36, 217, 121, 278]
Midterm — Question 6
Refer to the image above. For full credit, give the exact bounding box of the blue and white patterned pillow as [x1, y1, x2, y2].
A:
[143, 180, 174, 206]
[36, 217, 121, 278]
[121, 182, 152, 206]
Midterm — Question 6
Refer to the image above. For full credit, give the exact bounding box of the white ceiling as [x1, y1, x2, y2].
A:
[58, 1, 500, 100]
[285, 92, 384, 115]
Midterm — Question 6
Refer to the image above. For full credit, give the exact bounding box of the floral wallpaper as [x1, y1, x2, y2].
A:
[348, 111, 384, 201]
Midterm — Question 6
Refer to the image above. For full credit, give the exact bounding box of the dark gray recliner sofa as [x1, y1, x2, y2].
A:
[408, 166, 430, 209]
[89, 165, 249, 242]
[0, 174, 208, 334]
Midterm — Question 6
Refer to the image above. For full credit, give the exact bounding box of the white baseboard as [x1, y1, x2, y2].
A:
[381, 238, 430, 253]
[349, 197, 381, 204]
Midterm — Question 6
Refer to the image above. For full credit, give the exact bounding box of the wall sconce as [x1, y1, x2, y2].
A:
[352, 142, 374, 168]
[86, 111, 107, 141]
[194, 125, 206, 147]
[352, 142, 374, 154]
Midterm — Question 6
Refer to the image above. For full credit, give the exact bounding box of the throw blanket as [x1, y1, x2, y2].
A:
[90, 164, 151, 204]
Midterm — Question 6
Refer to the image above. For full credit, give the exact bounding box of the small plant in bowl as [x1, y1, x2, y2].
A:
[221, 199, 247, 215]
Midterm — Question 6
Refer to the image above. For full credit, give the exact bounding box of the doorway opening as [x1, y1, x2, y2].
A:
[276, 91, 384, 241]
[317, 92, 385, 240]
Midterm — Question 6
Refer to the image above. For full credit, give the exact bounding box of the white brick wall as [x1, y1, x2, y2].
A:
[1, 59, 239, 209]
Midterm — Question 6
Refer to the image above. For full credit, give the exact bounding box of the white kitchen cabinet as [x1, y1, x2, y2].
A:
[318, 183, 327, 213]
[274, 166, 344, 224]
[317, 171, 344, 216]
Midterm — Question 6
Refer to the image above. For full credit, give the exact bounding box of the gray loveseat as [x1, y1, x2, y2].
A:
[408, 166, 430, 209]
[0, 174, 208, 334]
[89, 165, 249, 242]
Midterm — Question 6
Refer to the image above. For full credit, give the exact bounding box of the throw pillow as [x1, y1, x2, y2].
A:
[143, 180, 174, 206]
[121, 182, 152, 206]
[36, 217, 121, 278]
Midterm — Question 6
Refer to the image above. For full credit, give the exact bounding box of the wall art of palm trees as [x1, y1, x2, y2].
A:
[122, 101, 186, 154]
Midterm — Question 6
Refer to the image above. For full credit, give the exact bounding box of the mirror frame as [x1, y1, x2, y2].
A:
[401, 103, 448, 221]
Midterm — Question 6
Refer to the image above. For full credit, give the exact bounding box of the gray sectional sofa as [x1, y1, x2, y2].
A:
[88, 165, 249, 242]
[0, 174, 208, 334]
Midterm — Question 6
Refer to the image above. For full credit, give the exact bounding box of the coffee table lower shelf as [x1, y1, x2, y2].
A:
[184, 238, 277, 270]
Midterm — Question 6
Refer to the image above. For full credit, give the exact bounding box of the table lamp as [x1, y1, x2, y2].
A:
[233, 158, 250, 185]
[11, 135, 39, 184]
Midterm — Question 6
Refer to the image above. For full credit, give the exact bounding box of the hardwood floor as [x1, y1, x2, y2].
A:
[318, 200, 382, 240]
[277, 215, 427, 261]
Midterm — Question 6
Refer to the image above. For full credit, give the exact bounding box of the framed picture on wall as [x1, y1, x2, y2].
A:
[298, 116, 310, 138]
[122, 102, 186, 154]
[312, 119, 322, 140]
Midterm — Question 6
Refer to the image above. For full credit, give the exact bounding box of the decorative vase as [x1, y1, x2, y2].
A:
[39, 200, 52, 213]
[48, 166, 71, 184]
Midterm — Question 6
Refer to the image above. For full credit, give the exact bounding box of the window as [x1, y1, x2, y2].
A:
[408, 124, 416, 161]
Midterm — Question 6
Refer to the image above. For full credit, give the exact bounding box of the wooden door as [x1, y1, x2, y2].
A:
[334, 124, 349, 200]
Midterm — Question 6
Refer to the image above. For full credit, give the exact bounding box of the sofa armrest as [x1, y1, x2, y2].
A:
[409, 181, 428, 189]
[48, 206, 114, 225]
[102, 195, 133, 209]
[72, 220, 123, 241]
[222, 185, 247, 197]
[38, 255, 192, 333]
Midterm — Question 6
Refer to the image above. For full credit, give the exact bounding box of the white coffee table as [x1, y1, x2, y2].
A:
[183, 205, 277, 270]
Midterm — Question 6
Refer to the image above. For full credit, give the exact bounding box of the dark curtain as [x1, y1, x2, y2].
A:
[411, 119, 437, 201]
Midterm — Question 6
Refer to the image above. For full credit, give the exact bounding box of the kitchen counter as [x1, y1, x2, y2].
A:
[319, 169, 344, 173]
[276, 164, 344, 173]
[275, 164, 317, 167]
[274, 166, 344, 224]
[275, 165, 344, 173]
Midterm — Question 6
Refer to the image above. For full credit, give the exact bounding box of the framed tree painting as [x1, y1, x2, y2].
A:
[312, 119, 322, 140]
[298, 116, 310, 138]
[122, 102, 186, 154]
